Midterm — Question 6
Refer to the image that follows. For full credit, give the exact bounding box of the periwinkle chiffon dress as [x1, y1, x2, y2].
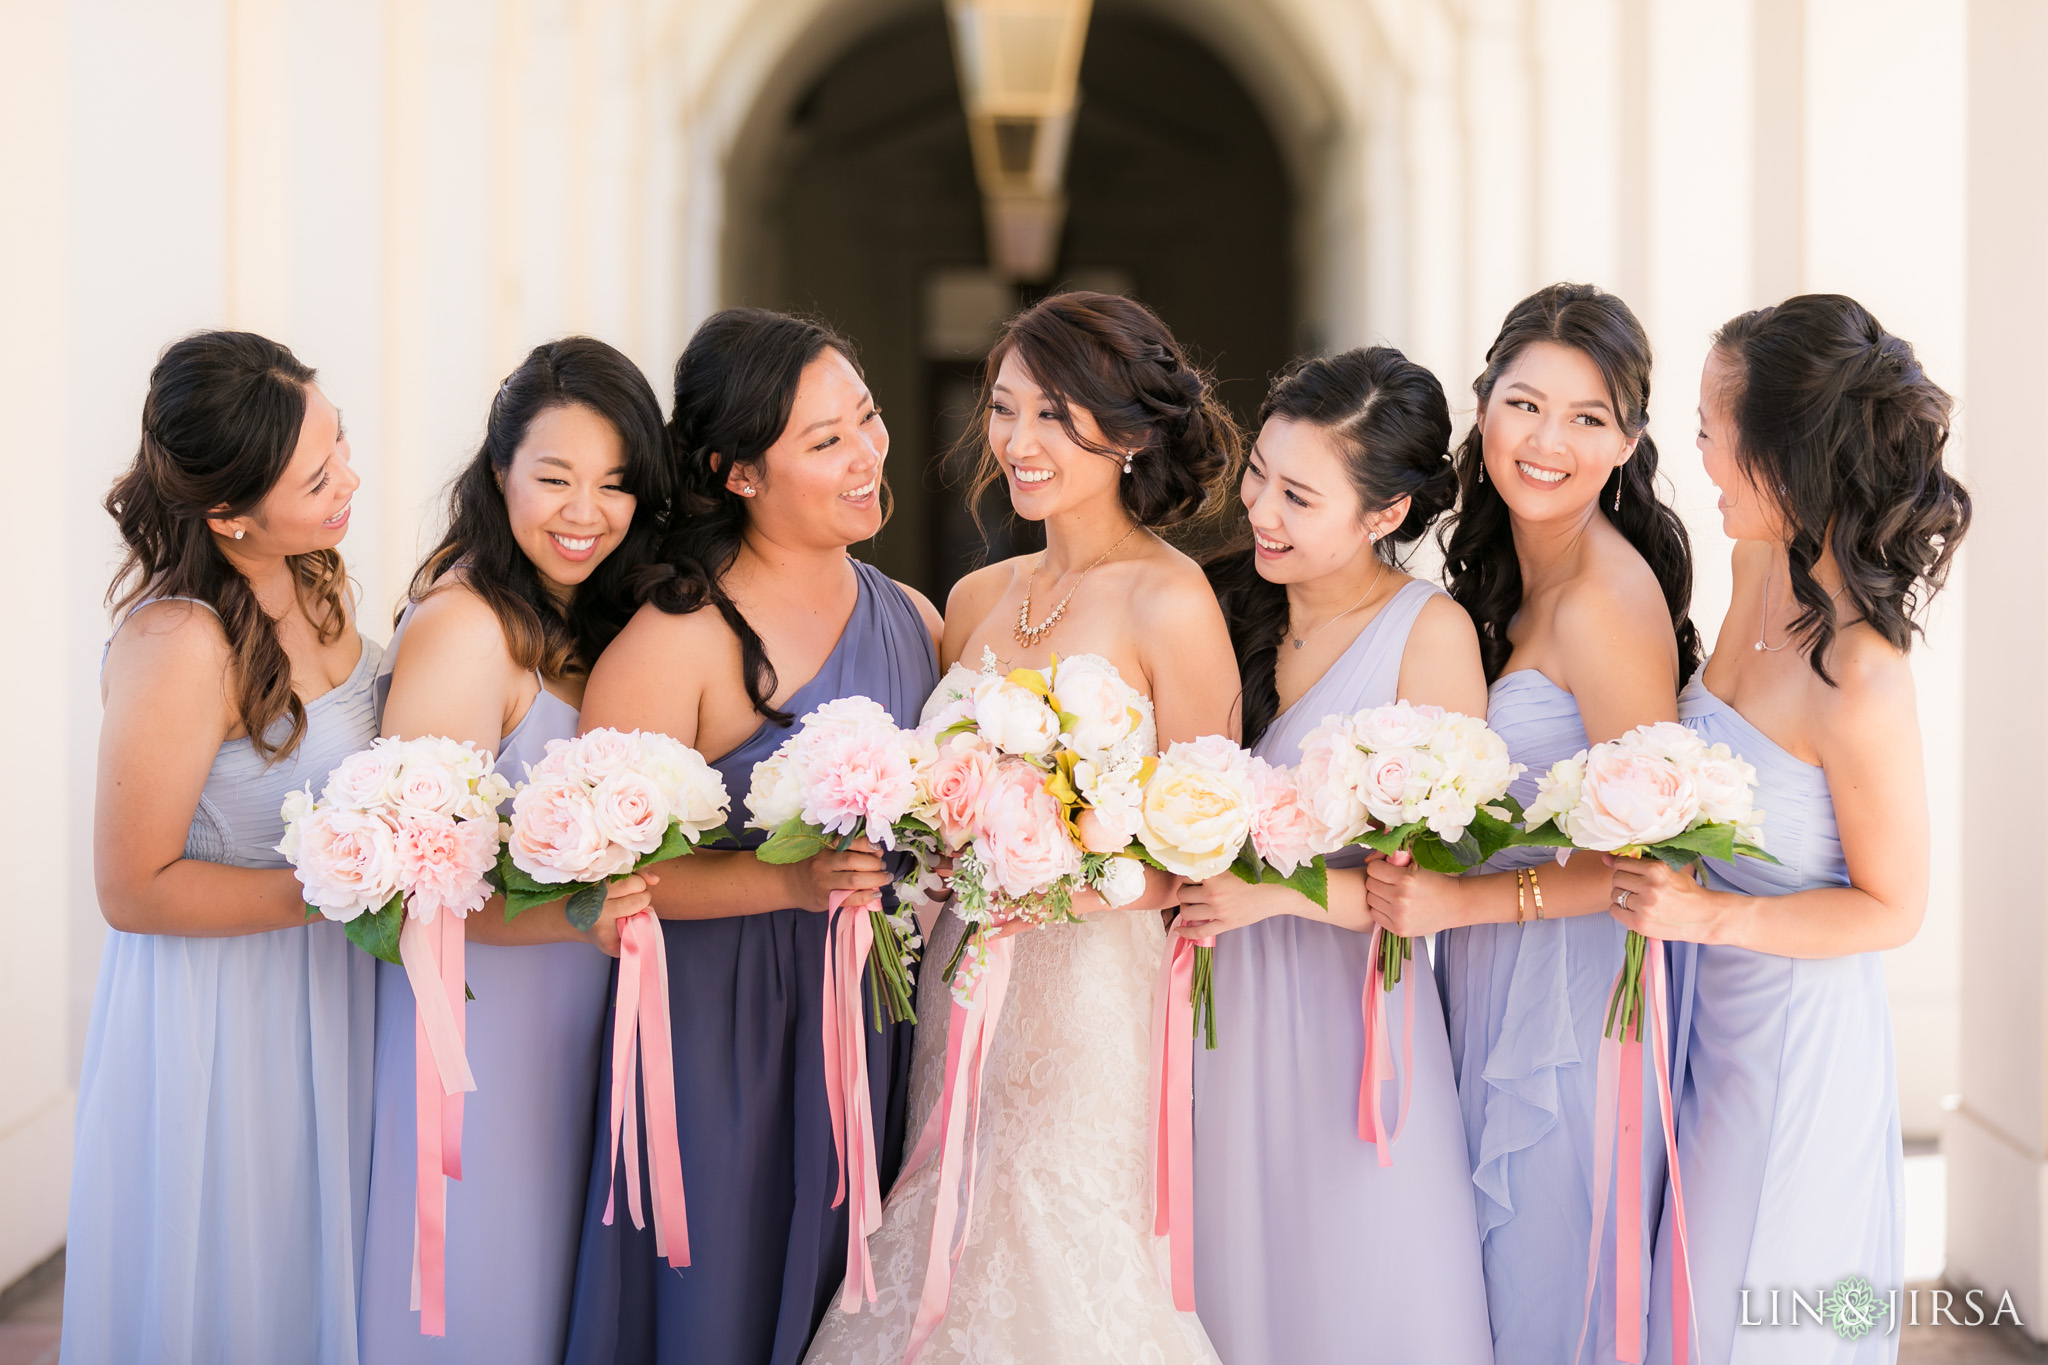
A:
[63, 600, 380, 1365]
[356, 603, 613, 1361]
[563, 560, 936, 1365]
[1643, 672, 1902, 1364]
[1437, 668, 1667, 1364]
[1191, 579, 1494, 1363]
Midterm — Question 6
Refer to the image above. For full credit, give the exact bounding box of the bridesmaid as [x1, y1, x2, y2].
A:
[1612, 294, 1968, 1363]
[67, 332, 375, 1365]
[357, 338, 664, 1361]
[562, 309, 941, 1365]
[1366, 283, 1702, 1362]
[1179, 347, 1495, 1363]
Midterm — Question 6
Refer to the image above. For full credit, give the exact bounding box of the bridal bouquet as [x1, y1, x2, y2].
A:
[1296, 701, 1526, 991]
[1518, 720, 1771, 1364]
[279, 735, 510, 1338]
[502, 727, 733, 1279]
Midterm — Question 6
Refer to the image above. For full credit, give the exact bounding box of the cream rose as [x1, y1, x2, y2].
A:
[1138, 736, 1256, 881]
[323, 742, 403, 810]
[1692, 745, 1759, 828]
[745, 750, 805, 832]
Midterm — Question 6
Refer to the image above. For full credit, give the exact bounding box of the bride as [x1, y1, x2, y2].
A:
[804, 292, 1242, 1365]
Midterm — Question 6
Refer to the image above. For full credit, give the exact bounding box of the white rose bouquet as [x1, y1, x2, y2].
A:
[1295, 701, 1528, 991]
[499, 726, 733, 928]
[747, 696, 926, 1026]
[1520, 720, 1773, 1042]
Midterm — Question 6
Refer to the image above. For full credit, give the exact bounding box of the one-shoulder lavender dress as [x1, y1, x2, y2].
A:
[1192, 579, 1493, 1363]
[1643, 671, 1902, 1363]
[356, 603, 613, 1362]
[1437, 669, 1666, 1364]
[563, 560, 937, 1365]
[63, 600, 380, 1365]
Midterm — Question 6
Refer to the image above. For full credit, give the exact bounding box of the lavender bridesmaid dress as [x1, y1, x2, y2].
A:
[64, 599, 380, 1365]
[1642, 672, 1902, 1363]
[1191, 579, 1494, 1363]
[1437, 669, 1666, 1364]
[563, 560, 936, 1365]
[356, 604, 613, 1362]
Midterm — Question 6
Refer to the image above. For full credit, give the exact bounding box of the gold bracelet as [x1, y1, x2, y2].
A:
[1529, 867, 1546, 920]
[1514, 868, 1527, 924]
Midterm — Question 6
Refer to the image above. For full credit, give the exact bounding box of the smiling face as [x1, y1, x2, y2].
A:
[1240, 416, 1408, 586]
[1697, 346, 1784, 543]
[986, 350, 1126, 524]
[215, 384, 359, 553]
[1477, 340, 1637, 522]
[501, 401, 637, 594]
[727, 347, 887, 548]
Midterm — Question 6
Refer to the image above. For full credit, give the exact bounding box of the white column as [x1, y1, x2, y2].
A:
[1948, 0, 2048, 1338]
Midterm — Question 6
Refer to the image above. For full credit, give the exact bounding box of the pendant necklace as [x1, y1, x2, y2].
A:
[1290, 558, 1387, 650]
[1755, 570, 1847, 652]
[1015, 525, 1141, 648]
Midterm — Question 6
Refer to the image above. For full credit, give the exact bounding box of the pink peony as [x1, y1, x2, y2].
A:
[1292, 723, 1373, 845]
[592, 768, 671, 856]
[1567, 744, 1701, 851]
[1247, 757, 1326, 875]
[295, 806, 402, 920]
[801, 722, 918, 846]
[973, 760, 1083, 898]
[509, 775, 632, 884]
[922, 735, 997, 848]
[393, 812, 499, 924]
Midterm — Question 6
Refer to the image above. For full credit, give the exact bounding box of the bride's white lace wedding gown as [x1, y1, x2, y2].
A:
[803, 660, 1219, 1365]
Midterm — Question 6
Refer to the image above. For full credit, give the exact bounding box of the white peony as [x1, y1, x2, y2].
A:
[1093, 854, 1150, 908]
[969, 675, 1061, 758]
[637, 733, 731, 838]
[744, 749, 805, 832]
[1523, 753, 1587, 833]
[1356, 699, 1445, 752]
[1050, 654, 1144, 762]
[1692, 744, 1759, 828]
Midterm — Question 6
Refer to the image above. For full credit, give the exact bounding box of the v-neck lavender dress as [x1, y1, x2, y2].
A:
[356, 603, 613, 1362]
[1642, 671, 1901, 1363]
[1437, 669, 1667, 1364]
[64, 600, 379, 1365]
[563, 560, 938, 1365]
[1191, 579, 1494, 1363]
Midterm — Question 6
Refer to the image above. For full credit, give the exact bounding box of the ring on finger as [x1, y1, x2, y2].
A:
[1615, 888, 1633, 911]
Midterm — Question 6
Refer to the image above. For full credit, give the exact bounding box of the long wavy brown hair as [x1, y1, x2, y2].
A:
[104, 331, 350, 762]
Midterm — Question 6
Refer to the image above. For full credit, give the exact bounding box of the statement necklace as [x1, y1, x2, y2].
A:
[1015, 526, 1140, 648]
[1290, 559, 1387, 650]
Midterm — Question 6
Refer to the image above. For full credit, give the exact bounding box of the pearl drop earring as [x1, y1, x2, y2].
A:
[1122, 452, 1134, 476]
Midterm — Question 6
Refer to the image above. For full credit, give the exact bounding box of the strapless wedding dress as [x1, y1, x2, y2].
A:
[803, 659, 1218, 1365]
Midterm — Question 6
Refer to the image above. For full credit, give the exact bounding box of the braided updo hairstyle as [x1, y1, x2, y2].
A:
[1207, 346, 1460, 745]
[1439, 282, 1702, 684]
[634, 307, 873, 727]
[966, 291, 1240, 535]
[1712, 293, 1970, 684]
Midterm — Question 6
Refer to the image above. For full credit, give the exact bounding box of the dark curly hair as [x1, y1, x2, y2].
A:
[966, 291, 1240, 535]
[1207, 346, 1459, 745]
[1712, 293, 1970, 684]
[104, 331, 350, 762]
[635, 307, 877, 726]
[410, 336, 672, 680]
[1439, 282, 1702, 684]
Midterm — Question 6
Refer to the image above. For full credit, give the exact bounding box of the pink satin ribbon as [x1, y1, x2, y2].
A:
[1575, 937, 1697, 1364]
[900, 932, 1014, 1365]
[1148, 932, 1207, 1312]
[400, 909, 476, 1337]
[1358, 928, 1417, 1165]
[601, 909, 690, 1269]
[821, 891, 884, 1312]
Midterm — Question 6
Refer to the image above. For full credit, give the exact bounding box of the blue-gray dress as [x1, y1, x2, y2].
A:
[1437, 669, 1666, 1364]
[563, 560, 937, 1365]
[356, 603, 612, 1362]
[1644, 671, 1902, 1363]
[63, 601, 380, 1365]
[1191, 579, 1493, 1363]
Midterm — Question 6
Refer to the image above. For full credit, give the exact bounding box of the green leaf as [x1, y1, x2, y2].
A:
[1352, 823, 1420, 857]
[1657, 822, 1738, 864]
[1408, 836, 1469, 876]
[303, 902, 321, 922]
[1265, 857, 1329, 910]
[563, 880, 609, 933]
[1643, 844, 1702, 872]
[1731, 838, 1781, 866]
[640, 820, 731, 868]
[1443, 831, 1484, 867]
[1465, 806, 1522, 863]
[1229, 837, 1263, 885]
[936, 719, 977, 744]
[755, 816, 835, 865]
[343, 892, 406, 966]
[497, 851, 580, 921]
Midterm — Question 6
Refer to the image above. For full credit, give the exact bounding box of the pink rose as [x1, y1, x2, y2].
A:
[295, 806, 402, 920]
[509, 775, 631, 884]
[973, 760, 1082, 898]
[393, 812, 499, 923]
[1566, 744, 1701, 851]
[324, 743, 403, 810]
[1075, 806, 1133, 854]
[922, 736, 997, 848]
[566, 727, 643, 785]
[1247, 757, 1325, 875]
[392, 756, 462, 820]
[1357, 747, 1434, 827]
[592, 768, 671, 856]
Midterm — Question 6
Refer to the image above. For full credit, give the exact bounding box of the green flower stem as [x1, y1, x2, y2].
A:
[1377, 928, 1413, 993]
[1192, 944, 1218, 1050]
[864, 908, 918, 1028]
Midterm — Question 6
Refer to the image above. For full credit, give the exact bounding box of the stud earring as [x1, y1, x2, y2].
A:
[234, 529, 245, 540]
[742, 485, 754, 495]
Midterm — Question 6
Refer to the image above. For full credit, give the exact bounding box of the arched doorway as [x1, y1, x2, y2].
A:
[731, 1, 1299, 601]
